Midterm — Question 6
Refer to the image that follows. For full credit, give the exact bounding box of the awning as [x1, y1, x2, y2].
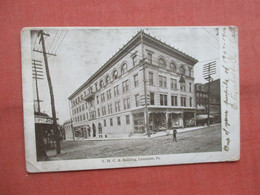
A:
[196, 114, 215, 120]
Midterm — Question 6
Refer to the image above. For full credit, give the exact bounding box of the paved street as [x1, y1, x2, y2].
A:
[49, 124, 221, 160]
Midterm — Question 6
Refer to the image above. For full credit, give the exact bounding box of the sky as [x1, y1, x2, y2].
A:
[31, 27, 220, 124]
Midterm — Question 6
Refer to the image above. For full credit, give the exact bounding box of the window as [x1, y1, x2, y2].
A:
[132, 55, 137, 66]
[86, 113, 88, 120]
[108, 104, 113, 114]
[82, 104, 85, 111]
[126, 115, 130, 124]
[135, 94, 140, 107]
[170, 78, 177, 90]
[97, 108, 100, 117]
[181, 97, 186, 107]
[190, 97, 192, 107]
[180, 66, 186, 75]
[134, 74, 139, 87]
[147, 53, 152, 64]
[83, 114, 86, 120]
[188, 68, 192, 77]
[122, 80, 129, 92]
[117, 117, 121, 125]
[150, 92, 155, 105]
[101, 93, 105, 102]
[90, 111, 96, 119]
[115, 101, 120, 112]
[149, 72, 154, 85]
[95, 82, 98, 91]
[100, 80, 104, 88]
[114, 85, 119, 96]
[123, 98, 130, 110]
[160, 94, 168, 106]
[110, 118, 113, 126]
[171, 95, 178, 106]
[79, 106, 81, 112]
[113, 70, 118, 79]
[170, 63, 177, 72]
[101, 107, 106, 115]
[104, 119, 106, 127]
[159, 75, 167, 88]
[158, 58, 166, 69]
[189, 82, 192, 92]
[106, 76, 110, 84]
[107, 89, 112, 100]
[121, 63, 127, 75]
[180, 81, 186, 91]
[85, 102, 88, 109]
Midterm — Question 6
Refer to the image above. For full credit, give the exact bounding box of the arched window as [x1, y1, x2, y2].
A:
[106, 75, 110, 84]
[158, 58, 166, 69]
[170, 62, 177, 72]
[121, 63, 128, 75]
[113, 70, 118, 80]
[180, 66, 186, 75]
[100, 80, 104, 88]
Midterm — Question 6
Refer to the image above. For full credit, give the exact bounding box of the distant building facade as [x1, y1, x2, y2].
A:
[69, 31, 198, 138]
[63, 119, 74, 140]
[195, 79, 221, 125]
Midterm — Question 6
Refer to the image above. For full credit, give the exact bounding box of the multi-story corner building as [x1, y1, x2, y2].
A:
[195, 79, 221, 125]
[68, 31, 198, 138]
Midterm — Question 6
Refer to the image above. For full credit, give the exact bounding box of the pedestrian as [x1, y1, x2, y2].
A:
[173, 128, 177, 142]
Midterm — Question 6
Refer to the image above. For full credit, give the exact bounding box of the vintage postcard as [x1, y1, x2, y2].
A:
[21, 27, 240, 172]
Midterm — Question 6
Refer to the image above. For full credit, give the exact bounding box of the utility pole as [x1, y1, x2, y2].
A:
[32, 59, 43, 113]
[141, 30, 150, 137]
[203, 61, 216, 126]
[36, 30, 60, 154]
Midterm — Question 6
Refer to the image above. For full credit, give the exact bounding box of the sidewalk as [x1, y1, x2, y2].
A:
[63, 124, 221, 141]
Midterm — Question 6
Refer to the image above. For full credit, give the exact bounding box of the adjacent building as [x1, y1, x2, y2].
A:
[195, 79, 221, 125]
[63, 119, 74, 140]
[68, 31, 198, 138]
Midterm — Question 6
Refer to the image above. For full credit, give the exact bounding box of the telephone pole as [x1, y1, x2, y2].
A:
[203, 61, 216, 126]
[36, 30, 60, 154]
[32, 59, 43, 113]
[141, 30, 150, 137]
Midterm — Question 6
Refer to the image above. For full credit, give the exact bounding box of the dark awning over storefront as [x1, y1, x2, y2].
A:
[196, 114, 215, 120]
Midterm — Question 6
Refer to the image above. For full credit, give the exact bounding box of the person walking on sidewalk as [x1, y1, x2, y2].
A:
[173, 128, 177, 142]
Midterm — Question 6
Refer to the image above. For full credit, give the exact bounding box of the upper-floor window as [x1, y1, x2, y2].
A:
[159, 75, 167, 88]
[106, 76, 110, 84]
[121, 63, 128, 75]
[134, 74, 139, 87]
[101, 107, 106, 115]
[107, 89, 112, 100]
[158, 58, 166, 69]
[171, 95, 178, 106]
[101, 93, 105, 102]
[117, 117, 121, 126]
[108, 104, 113, 114]
[114, 85, 119, 96]
[115, 101, 121, 112]
[122, 80, 129, 93]
[180, 66, 186, 75]
[150, 92, 155, 105]
[170, 78, 177, 90]
[135, 94, 140, 107]
[181, 97, 186, 107]
[123, 98, 130, 110]
[89, 86, 93, 93]
[189, 82, 192, 92]
[100, 80, 104, 88]
[147, 53, 152, 64]
[180, 81, 186, 91]
[95, 82, 98, 91]
[149, 72, 154, 86]
[188, 68, 192, 77]
[190, 97, 192, 107]
[170, 63, 177, 72]
[113, 70, 118, 80]
[126, 115, 130, 125]
[160, 94, 168, 106]
[96, 95, 99, 104]
[132, 55, 137, 66]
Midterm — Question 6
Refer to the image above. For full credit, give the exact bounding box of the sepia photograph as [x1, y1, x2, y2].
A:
[21, 27, 239, 172]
